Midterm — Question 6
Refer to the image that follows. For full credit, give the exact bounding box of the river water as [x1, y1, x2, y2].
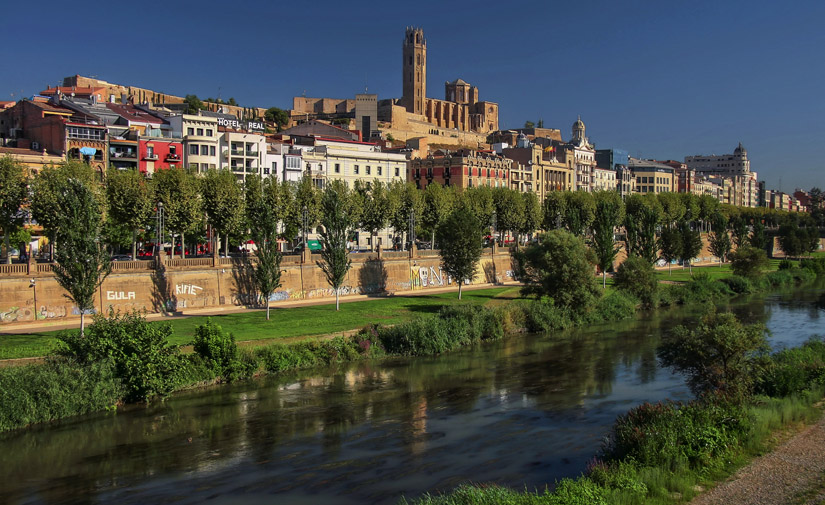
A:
[2, 285, 823, 505]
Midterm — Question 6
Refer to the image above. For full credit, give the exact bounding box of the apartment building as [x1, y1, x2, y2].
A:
[167, 114, 220, 172]
[629, 158, 675, 194]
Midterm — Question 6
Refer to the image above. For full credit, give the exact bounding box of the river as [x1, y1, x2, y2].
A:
[1, 284, 823, 505]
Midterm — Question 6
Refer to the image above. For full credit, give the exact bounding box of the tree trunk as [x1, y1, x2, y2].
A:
[458, 282, 463, 300]
[603, 271, 607, 288]
[181, 232, 185, 259]
[431, 230, 435, 250]
[3, 233, 10, 264]
[668, 262, 671, 275]
[132, 228, 138, 260]
[689, 260, 693, 274]
[80, 312, 85, 338]
[335, 288, 340, 311]
[266, 298, 270, 320]
[225, 234, 229, 258]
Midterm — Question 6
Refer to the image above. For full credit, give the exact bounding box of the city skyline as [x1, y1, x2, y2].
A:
[3, 0, 823, 191]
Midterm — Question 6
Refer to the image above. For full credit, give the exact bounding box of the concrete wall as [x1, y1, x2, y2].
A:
[0, 251, 518, 326]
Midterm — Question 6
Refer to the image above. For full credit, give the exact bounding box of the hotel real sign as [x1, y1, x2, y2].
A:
[217, 117, 265, 132]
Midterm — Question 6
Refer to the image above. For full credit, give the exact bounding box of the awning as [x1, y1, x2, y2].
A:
[79, 147, 97, 156]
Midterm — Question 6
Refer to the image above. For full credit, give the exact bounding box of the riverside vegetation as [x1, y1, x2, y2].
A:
[1, 249, 824, 503]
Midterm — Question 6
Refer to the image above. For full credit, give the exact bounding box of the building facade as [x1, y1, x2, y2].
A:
[684, 143, 759, 207]
[629, 158, 675, 194]
[410, 149, 511, 190]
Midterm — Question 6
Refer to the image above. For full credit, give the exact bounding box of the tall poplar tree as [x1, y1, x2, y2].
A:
[591, 191, 624, 287]
[152, 167, 202, 258]
[318, 181, 353, 310]
[202, 168, 244, 256]
[52, 178, 111, 336]
[105, 168, 152, 259]
[0, 156, 28, 263]
[245, 175, 283, 320]
[436, 205, 483, 300]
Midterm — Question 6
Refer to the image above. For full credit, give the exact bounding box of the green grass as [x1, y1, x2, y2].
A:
[654, 259, 785, 283]
[0, 287, 521, 360]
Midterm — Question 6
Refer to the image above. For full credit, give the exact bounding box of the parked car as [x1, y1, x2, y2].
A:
[111, 254, 132, 261]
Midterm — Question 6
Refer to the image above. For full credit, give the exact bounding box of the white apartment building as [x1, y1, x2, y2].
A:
[220, 130, 266, 183]
[684, 143, 759, 207]
[569, 117, 595, 192]
[167, 114, 220, 172]
[290, 136, 408, 189]
[264, 141, 304, 182]
[592, 166, 617, 192]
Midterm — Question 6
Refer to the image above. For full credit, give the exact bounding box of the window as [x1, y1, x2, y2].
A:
[377, 167, 382, 176]
[395, 167, 400, 177]
[206, 129, 213, 137]
[366, 166, 371, 175]
[354, 165, 359, 174]
[189, 163, 198, 170]
[197, 128, 204, 136]
[209, 146, 216, 156]
[189, 145, 199, 155]
[272, 162, 277, 173]
[187, 127, 194, 135]
[335, 163, 340, 173]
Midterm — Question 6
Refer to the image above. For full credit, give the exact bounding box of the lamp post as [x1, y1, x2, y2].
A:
[408, 208, 416, 251]
[155, 201, 165, 258]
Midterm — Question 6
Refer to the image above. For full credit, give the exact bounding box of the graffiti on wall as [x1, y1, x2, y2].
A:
[1, 306, 34, 322]
[410, 265, 451, 289]
[176, 284, 203, 295]
[106, 291, 136, 301]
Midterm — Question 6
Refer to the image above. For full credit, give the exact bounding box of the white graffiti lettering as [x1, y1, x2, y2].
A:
[106, 291, 136, 301]
[176, 284, 203, 295]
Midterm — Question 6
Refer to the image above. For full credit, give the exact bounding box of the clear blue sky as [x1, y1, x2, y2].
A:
[4, 0, 823, 191]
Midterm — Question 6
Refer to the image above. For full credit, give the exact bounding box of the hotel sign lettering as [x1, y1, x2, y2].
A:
[217, 117, 265, 132]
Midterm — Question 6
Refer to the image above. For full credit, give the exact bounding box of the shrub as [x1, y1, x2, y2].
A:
[193, 319, 242, 381]
[658, 308, 768, 399]
[587, 290, 638, 323]
[438, 305, 504, 341]
[729, 246, 769, 278]
[778, 259, 795, 270]
[519, 298, 576, 333]
[614, 255, 658, 308]
[587, 460, 647, 497]
[800, 257, 825, 276]
[56, 310, 181, 402]
[721, 275, 755, 294]
[515, 229, 600, 312]
[603, 398, 751, 468]
[757, 338, 825, 397]
[0, 357, 123, 432]
[546, 478, 607, 505]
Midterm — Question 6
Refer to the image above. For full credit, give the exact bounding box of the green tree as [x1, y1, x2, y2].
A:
[658, 308, 768, 399]
[492, 187, 524, 245]
[679, 220, 703, 273]
[624, 194, 661, 264]
[31, 161, 101, 247]
[614, 255, 658, 308]
[227, 97, 238, 106]
[729, 215, 749, 249]
[809, 187, 824, 226]
[152, 167, 202, 258]
[389, 181, 423, 249]
[519, 191, 542, 244]
[778, 221, 820, 259]
[515, 229, 600, 311]
[318, 181, 354, 310]
[524, 121, 535, 129]
[709, 213, 732, 265]
[698, 194, 720, 231]
[559, 191, 595, 236]
[749, 219, 768, 250]
[105, 168, 152, 259]
[422, 182, 454, 247]
[591, 191, 624, 287]
[729, 246, 769, 279]
[542, 191, 567, 231]
[680, 193, 700, 224]
[463, 185, 495, 230]
[436, 206, 483, 300]
[293, 177, 322, 247]
[359, 180, 390, 251]
[658, 226, 682, 274]
[183, 94, 205, 115]
[0, 156, 28, 263]
[658, 192, 685, 228]
[245, 176, 284, 320]
[202, 168, 244, 256]
[265, 107, 289, 131]
[52, 178, 111, 336]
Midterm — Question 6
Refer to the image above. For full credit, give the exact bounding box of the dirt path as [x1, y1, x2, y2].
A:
[691, 414, 825, 505]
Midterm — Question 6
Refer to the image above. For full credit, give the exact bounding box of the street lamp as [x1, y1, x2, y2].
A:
[155, 202, 165, 257]
[302, 205, 309, 249]
[408, 208, 416, 251]
[491, 211, 497, 246]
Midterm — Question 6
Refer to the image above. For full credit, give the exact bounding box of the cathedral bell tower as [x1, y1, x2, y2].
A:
[401, 27, 426, 115]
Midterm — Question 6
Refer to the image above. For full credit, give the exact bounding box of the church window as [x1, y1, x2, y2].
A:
[417, 55, 420, 65]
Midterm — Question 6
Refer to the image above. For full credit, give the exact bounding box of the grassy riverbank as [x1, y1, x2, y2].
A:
[0, 286, 520, 360]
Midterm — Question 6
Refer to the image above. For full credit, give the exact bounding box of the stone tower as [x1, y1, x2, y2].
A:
[572, 116, 586, 144]
[401, 27, 426, 115]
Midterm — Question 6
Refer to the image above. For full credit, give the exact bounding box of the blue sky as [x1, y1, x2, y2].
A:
[4, 0, 823, 191]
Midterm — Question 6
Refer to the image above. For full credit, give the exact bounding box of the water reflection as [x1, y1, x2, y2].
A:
[1, 286, 823, 505]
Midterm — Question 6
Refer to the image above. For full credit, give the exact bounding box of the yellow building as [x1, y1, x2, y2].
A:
[629, 158, 675, 194]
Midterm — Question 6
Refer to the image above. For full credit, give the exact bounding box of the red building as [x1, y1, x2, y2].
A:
[139, 138, 182, 174]
[409, 149, 511, 190]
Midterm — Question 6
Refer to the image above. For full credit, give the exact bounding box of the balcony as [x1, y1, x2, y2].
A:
[165, 153, 181, 162]
[230, 150, 244, 157]
[110, 150, 137, 160]
[143, 153, 158, 160]
[245, 150, 258, 157]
